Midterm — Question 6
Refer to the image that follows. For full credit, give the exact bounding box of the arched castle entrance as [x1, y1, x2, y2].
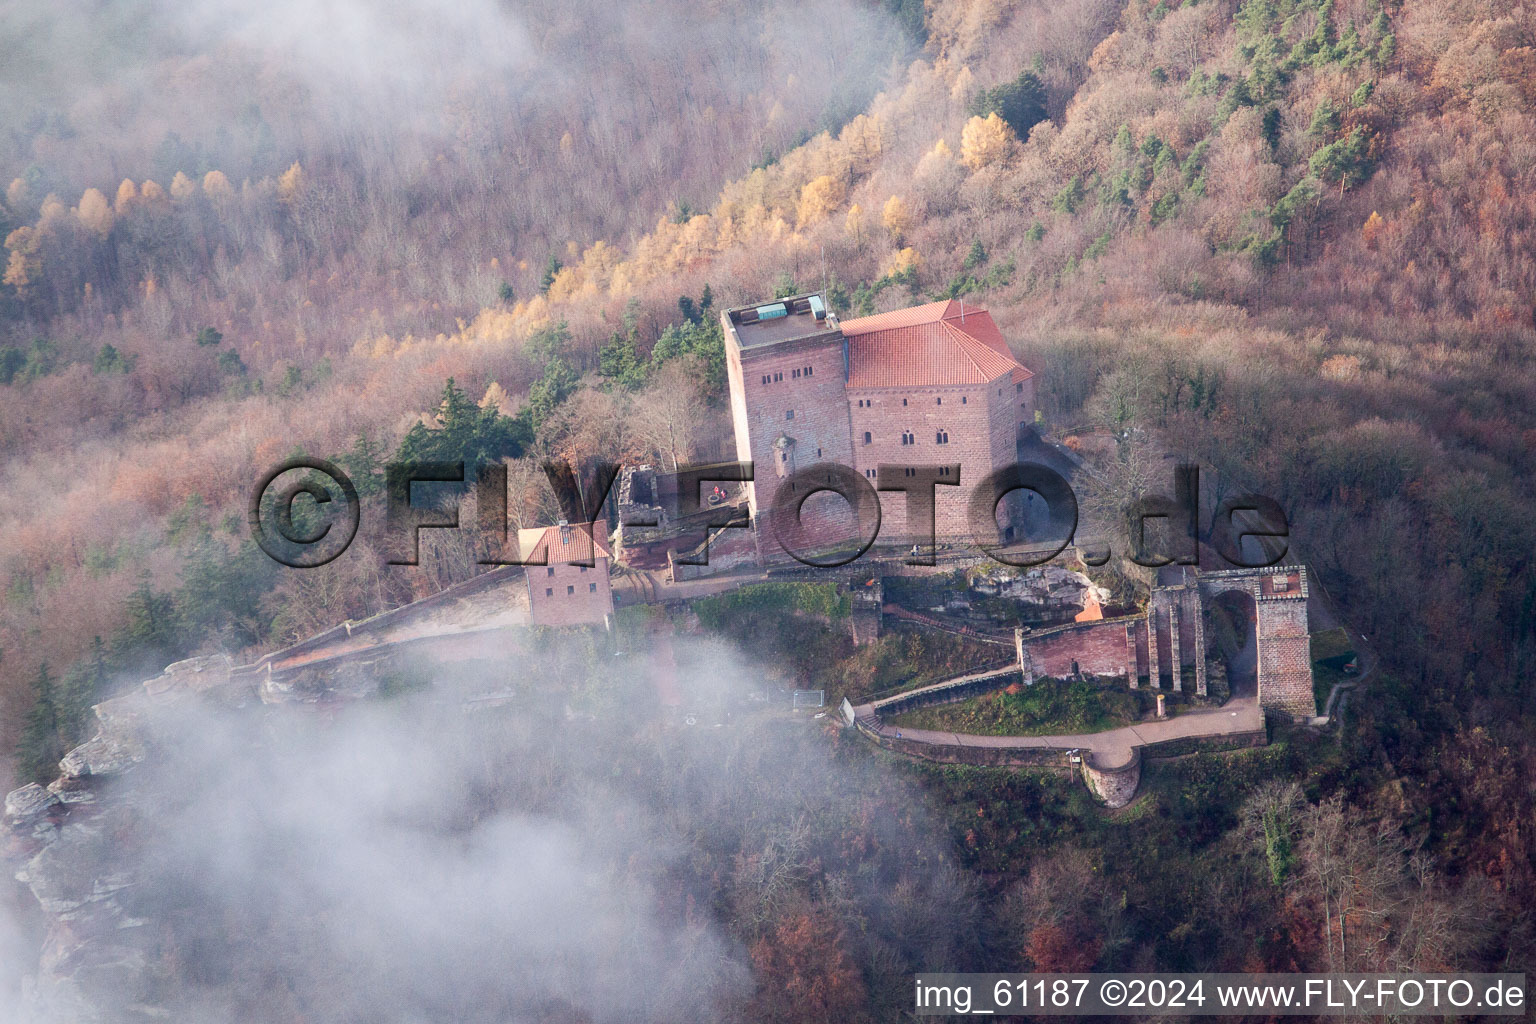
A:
[1198, 567, 1315, 720]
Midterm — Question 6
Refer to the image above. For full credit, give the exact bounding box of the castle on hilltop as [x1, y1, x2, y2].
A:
[722, 293, 1037, 549]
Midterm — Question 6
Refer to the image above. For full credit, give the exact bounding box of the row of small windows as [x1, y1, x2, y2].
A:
[760, 365, 814, 385]
[873, 430, 950, 445]
[545, 566, 591, 575]
[857, 395, 968, 407]
[864, 465, 956, 479]
[545, 583, 600, 596]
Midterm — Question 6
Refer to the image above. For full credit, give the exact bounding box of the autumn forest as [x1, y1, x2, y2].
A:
[2, 0, 1535, 1017]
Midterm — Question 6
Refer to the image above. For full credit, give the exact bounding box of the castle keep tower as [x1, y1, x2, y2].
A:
[724, 293, 1036, 552]
[724, 294, 856, 532]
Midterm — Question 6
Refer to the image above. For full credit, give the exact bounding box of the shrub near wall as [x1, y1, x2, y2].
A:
[692, 582, 849, 628]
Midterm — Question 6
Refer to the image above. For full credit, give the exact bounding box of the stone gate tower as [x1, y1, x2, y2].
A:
[1200, 566, 1316, 720]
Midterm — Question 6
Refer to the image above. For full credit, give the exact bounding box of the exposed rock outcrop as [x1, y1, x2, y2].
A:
[4, 655, 252, 1022]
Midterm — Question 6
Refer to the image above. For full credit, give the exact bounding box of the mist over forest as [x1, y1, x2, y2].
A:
[3, 0, 1536, 1017]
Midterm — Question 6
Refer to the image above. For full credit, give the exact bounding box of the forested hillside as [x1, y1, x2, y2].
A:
[3, 0, 1535, 986]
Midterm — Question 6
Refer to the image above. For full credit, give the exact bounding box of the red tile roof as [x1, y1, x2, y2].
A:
[517, 522, 612, 565]
[840, 300, 1033, 388]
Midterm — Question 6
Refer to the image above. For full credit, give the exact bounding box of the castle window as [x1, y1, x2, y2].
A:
[936, 430, 949, 444]
[816, 447, 822, 458]
[589, 582, 597, 593]
[939, 466, 950, 477]
[547, 567, 555, 577]
[545, 588, 553, 597]
[580, 565, 587, 573]
[904, 467, 915, 477]
[1016, 381, 1024, 393]
[792, 369, 799, 379]
[900, 430, 914, 445]
[785, 409, 794, 420]
[774, 372, 783, 382]
[863, 431, 871, 444]
[902, 398, 908, 406]
[567, 585, 575, 595]
[961, 396, 967, 404]
[805, 365, 813, 376]
[936, 397, 942, 405]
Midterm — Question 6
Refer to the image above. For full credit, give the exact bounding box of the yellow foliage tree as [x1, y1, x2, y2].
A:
[916, 138, 959, 180]
[479, 381, 516, 416]
[6, 178, 28, 210]
[3, 227, 39, 296]
[38, 195, 66, 224]
[169, 171, 197, 199]
[797, 174, 845, 229]
[882, 194, 913, 240]
[202, 170, 234, 200]
[114, 179, 138, 213]
[960, 112, 1017, 171]
[278, 161, 305, 205]
[838, 114, 886, 175]
[1362, 210, 1385, 249]
[545, 265, 582, 305]
[883, 246, 923, 278]
[77, 188, 114, 237]
[844, 202, 864, 240]
[950, 65, 975, 101]
[140, 180, 166, 202]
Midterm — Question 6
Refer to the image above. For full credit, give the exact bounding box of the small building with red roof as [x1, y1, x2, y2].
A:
[519, 521, 614, 627]
[723, 294, 1036, 549]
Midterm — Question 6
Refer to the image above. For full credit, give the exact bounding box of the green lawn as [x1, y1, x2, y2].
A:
[887, 677, 1153, 736]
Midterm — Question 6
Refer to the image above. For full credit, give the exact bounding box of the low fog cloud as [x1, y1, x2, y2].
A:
[0, 890, 31, 1024]
[1, 0, 909, 192]
[11, 634, 969, 1023]
[120, 653, 749, 1022]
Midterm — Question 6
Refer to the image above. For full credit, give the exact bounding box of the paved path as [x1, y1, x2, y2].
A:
[853, 693, 1263, 767]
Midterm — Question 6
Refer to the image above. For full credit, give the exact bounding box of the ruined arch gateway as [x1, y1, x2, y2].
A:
[1006, 565, 1315, 721]
[1118, 565, 1315, 720]
[1197, 566, 1316, 720]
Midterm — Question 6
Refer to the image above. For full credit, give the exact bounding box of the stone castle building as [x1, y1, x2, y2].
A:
[520, 521, 614, 627]
[723, 293, 1036, 549]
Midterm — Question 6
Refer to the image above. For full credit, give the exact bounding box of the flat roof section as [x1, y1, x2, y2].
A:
[724, 293, 840, 350]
